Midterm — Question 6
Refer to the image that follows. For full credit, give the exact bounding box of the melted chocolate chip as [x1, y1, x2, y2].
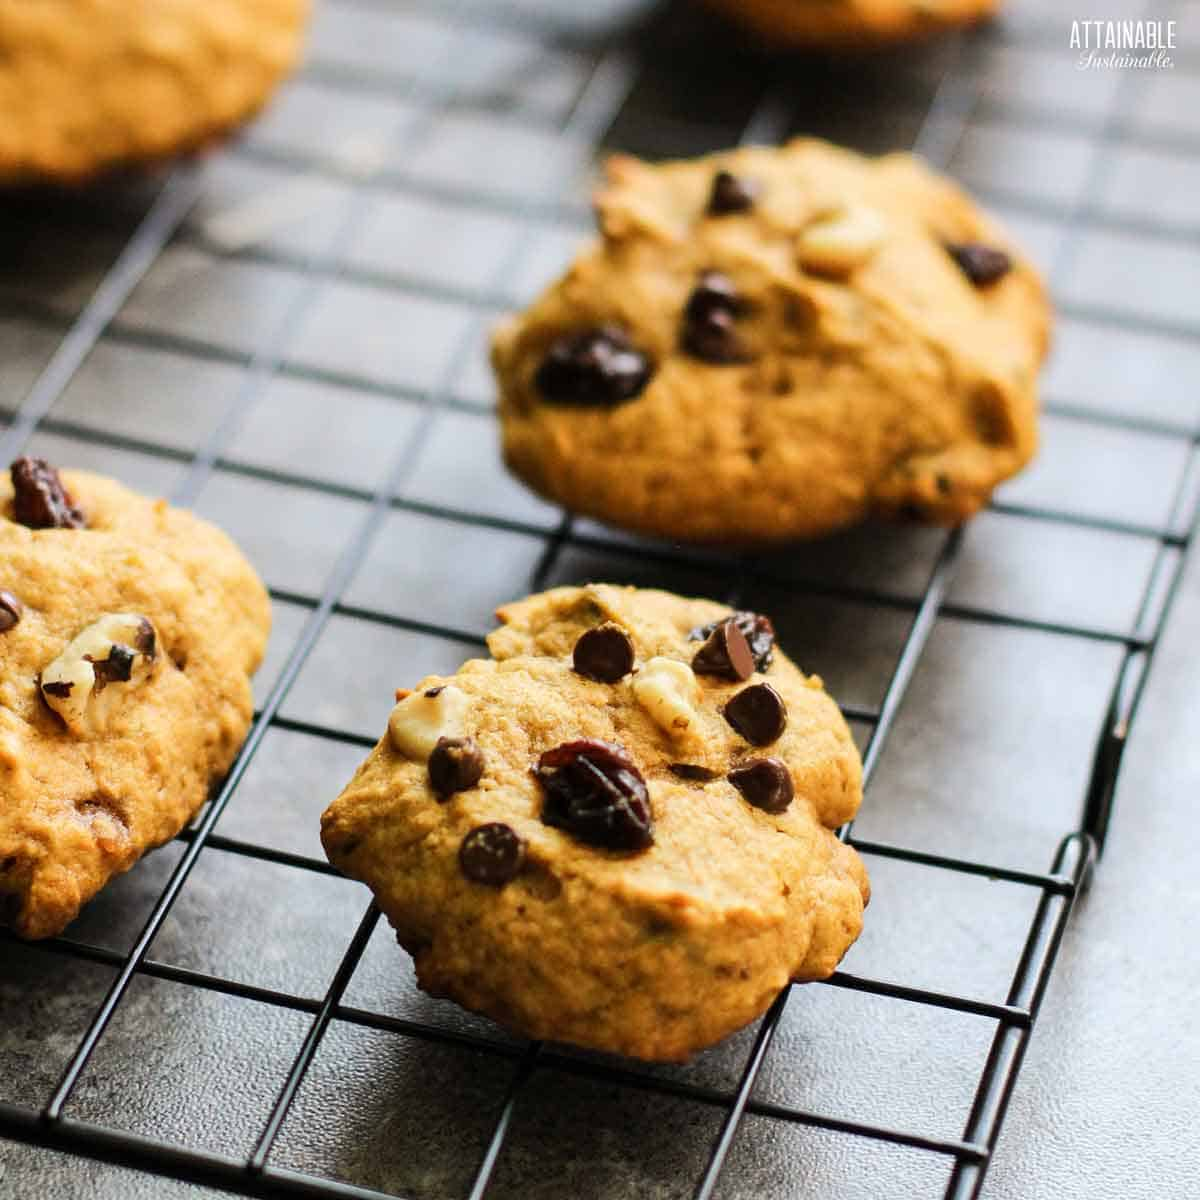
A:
[689, 611, 775, 673]
[724, 682, 787, 746]
[10, 457, 86, 530]
[535, 326, 653, 407]
[459, 823, 526, 886]
[708, 170, 759, 215]
[536, 739, 653, 851]
[668, 763, 719, 782]
[428, 736, 485, 798]
[947, 242, 1012, 287]
[728, 757, 793, 814]
[573, 622, 635, 683]
[681, 272, 752, 365]
[0, 590, 22, 633]
[692, 617, 755, 681]
[89, 644, 135, 689]
[41, 680, 74, 699]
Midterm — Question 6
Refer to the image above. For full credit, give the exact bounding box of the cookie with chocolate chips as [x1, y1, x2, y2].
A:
[0, 459, 270, 938]
[321, 583, 867, 1062]
[491, 137, 1050, 543]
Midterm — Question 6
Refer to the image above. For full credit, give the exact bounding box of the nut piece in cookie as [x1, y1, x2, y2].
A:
[1, 462, 271, 939]
[492, 138, 1050, 543]
[321, 583, 868, 1062]
[40, 613, 158, 735]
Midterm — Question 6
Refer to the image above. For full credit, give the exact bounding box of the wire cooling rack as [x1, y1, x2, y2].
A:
[2, 0, 1197, 1197]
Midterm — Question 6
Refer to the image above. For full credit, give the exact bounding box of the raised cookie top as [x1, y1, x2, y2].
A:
[492, 138, 1051, 540]
[323, 584, 862, 914]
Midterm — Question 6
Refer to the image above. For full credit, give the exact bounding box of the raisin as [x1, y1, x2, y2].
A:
[536, 739, 653, 851]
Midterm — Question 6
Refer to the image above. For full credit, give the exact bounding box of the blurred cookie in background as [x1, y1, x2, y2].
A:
[0, 0, 309, 184]
[695, 0, 1000, 49]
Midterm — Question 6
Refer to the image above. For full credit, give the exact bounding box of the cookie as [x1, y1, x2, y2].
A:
[0, 0, 309, 184]
[696, 0, 1000, 48]
[0, 458, 271, 939]
[321, 584, 867, 1062]
[492, 138, 1050, 544]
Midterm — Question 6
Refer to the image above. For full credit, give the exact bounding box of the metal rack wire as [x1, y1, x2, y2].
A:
[1, 0, 1195, 1196]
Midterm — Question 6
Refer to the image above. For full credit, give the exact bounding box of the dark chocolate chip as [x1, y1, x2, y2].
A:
[692, 617, 755, 681]
[459, 823, 526, 887]
[689, 610, 775, 673]
[424, 686, 445, 698]
[668, 763, 719, 782]
[0, 590, 22, 633]
[728, 757, 793, 814]
[681, 273, 752, 365]
[572, 622, 635, 683]
[428, 736, 485, 798]
[41, 680, 74, 699]
[133, 617, 156, 659]
[536, 738, 653, 851]
[9, 457, 86, 530]
[684, 271, 742, 324]
[89, 644, 135, 689]
[946, 242, 1012, 287]
[708, 170, 759, 215]
[535, 326, 653, 407]
[724, 682, 787, 746]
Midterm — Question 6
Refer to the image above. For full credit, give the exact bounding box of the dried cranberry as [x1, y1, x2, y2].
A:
[690, 610, 775, 673]
[10, 457, 86, 530]
[536, 739, 653, 851]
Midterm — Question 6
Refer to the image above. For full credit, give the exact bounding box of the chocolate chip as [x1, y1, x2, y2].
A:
[681, 272, 752, 365]
[946, 242, 1012, 287]
[572, 622, 635, 683]
[668, 763, 719, 782]
[0, 590, 22, 633]
[89, 644, 135, 689]
[708, 170, 759, 215]
[724, 682, 787, 746]
[9, 457, 86, 530]
[535, 326, 653, 407]
[692, 617, 755, 681]
[428, 736, 485, 798]
[689, 611, 775, 673]
[41, 680, 73, 699]
[536, 738, 653, 851]
[728, 757, 793, 814]
[459, 823, 526, 887]
[133, 617, 156, 659]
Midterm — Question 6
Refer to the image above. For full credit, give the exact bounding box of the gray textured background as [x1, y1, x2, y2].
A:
[3, 0, 1199, 1196]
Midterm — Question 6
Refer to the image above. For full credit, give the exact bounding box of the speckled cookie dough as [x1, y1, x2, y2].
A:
[492, 138, 1051, 544]
[0, 459, 271, 939]
[0, 0, 309, 184]
[321, 583, 868, 1062]
[696, 0, 1001, 48]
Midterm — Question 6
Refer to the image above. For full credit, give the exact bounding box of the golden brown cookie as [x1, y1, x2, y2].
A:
[321, 584, 867, 1062]
[696, 0, 1000, 48]
[0, 0, 309, 184]
[492, 138, 1051, 544]
[0, 458, 271, 938]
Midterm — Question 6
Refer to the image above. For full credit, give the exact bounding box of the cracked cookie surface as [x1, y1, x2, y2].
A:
[696, 0, 1000, 47]
[492, 138, 1050, 544]
[0, 0, 309, 183]
[321, 583, 867, 1062]
[0, 464, 270, 938]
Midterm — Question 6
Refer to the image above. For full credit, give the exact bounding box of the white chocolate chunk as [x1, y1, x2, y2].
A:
[633, 656, 701, 740]
[388, 684, 471, 761]
[797, 205, 887, 277]
[40, 614, 158, 735]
